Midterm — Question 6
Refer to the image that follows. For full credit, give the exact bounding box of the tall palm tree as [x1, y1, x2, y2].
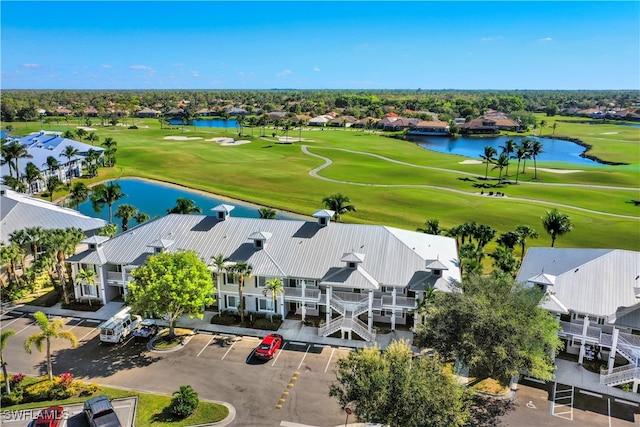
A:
[473, 224, 496, 249]
[1, 141, 33, 179]
[134, 212, 150, 225]
[115, 204, 139, 231]
[83, 148, 102, 177]
[75, 268, 97, 305]
[519, 139, 533, 174]
[500, 139, 516, 177]
[24, 311, 78, 380]
[1, 330, 16, 393]
[41, 228, 85, 304]
[513, 146, 528, 184]
[62, 130, 75, 139]
[257, 208, 276, 219]
[61, 145, 80, 177]
[24, 162, 42, 193]
[43, 155, 60, 179]
[101, 138, 117, 167]
[539, 120, 547, 136]
[322, 194, 357, 222]
[417, 218, 443, 235]
[491, 153, 509, 182]
[263, 278, 284, 321]
[0, 242, 26, 286]
[480, 146, 497, 180]
[91, 182, 126, 223]
[46, 176, 63, 202]
[210, 253, 227, 305]
[229, 261, 252, 324]
[542, 209, 573, 247]
[24, 226, 46, 262]
[167, 198, 202, 214]
[68, 181, 89, 210]
[552, 122, 558, 135]
[530, 140, 544, 180]
[75, 128, 87, 141]
[9, 229, 29, 270]
[515, 225, 539, 257]
[87, 132, 99, 145]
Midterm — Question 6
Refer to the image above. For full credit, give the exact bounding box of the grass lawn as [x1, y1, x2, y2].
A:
[3, 118, 639, 251]
[152, 328, 194, 349]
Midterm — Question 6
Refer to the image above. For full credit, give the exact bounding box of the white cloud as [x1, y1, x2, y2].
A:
[276, 69, 293, 77]
[481, 36, 503, 42]
[129, 65, 155, 73]
[100, 64, 113, 69]
[538, 37, 552, 42]
[313, 67, 320, 72]
[192, 71, 200, 77]
[22, 63, 41, 68]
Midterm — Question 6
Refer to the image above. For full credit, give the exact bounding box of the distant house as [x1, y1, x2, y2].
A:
[406, 120, 450, 136]
[329, 116, 357, 127]
[492, 117, 520, 131]
[54, 107, 72, 116]
[291, 114, 312, 124]
[459, 118, 500, 135]
[227, 107, 249, 116]
[137, 107, 161, 118]
[517, 248, 640, 392]
[308, 115, 333, 127]
[352, 117, 380, 129]
[378, 117, 418, 131]
[268, 111, 287, 120]
[85, 106, 99, 117]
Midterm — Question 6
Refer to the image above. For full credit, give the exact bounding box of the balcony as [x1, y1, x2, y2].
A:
[284, 287, 321, 301]
[381, 295, 416, 309]
[106, 271, 132, 283]
[558, 321, 601, 343]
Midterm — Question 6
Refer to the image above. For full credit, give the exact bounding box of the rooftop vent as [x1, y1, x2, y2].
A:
[312, 209, 335, 227]
[211, 204, 235, 220]
[341, 252, 365, 269]
[248, 231, 272, 249]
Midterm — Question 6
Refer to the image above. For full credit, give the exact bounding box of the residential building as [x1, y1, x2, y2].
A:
[137, 107, 161, 118]
[308, 115, 333, 127]
[67, 207, 461, 342]
[329, 116, 357, 127]
[406, 120, 450, 136]
[459, 118, 500, 135]
[517, 248, 640, 392]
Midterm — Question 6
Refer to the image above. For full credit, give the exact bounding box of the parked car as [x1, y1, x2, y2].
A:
[254, 334, 283, 360]
[33, 406, 64, 427]
[83, 395, 122, 427]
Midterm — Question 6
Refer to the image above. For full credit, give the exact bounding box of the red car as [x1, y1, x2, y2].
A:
[33, 406, 64, 427]
[254, 334, 283, 360]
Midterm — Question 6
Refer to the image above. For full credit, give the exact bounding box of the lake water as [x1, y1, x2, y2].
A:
[407, 135, 601, 165]
[169, 119, 239, 128]
[77, 178, 298, 229]
[0, 130, 9, 139]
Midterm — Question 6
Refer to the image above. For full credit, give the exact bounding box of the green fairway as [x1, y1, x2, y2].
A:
[3, 118, 639, 251]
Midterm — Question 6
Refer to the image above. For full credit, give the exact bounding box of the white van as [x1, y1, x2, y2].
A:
[99, 307, 142, 343]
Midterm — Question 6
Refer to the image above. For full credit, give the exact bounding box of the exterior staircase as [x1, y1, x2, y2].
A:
[320, 293, 376, 342]
[600, 364, 640, 386]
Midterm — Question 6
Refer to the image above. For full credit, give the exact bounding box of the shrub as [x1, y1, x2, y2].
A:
[169, 385, 199, 418]
[80, 383, 99, 397]
[128, 125, 138, 129]
[1, 389, 23, 406]
[23, 378, 57, 402]
[10, 373, 25, 388]
[59, 372, 74, 388]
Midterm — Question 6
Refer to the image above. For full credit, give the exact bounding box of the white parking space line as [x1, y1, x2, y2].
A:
[271, 341, 287, 367]
[220, 339, 238, 361]
[66, 319, 84, 331]
[579, 390, 602, 398]
[79, 328, 98, 342]
[297, 345, 311, 370]
[614, 398, 640, 407]
[121, 336, 135, 347]
[608, 397, 611, 427]
[1, 313, 26, 328]
[324, 347, 336, 373]
[197, 335, 216, 357]
[15, 322, 35, 335]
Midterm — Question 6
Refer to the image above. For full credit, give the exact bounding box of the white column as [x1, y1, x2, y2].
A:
[391, 288, 397, 331]
[98, 265, 107, 305]
[121, 267, 127, 298]
[578, 315, 589, 365]
[326, 287, 332, 324]
[301, 280, 307, 322]
[368, 290, 374, 332]
[608, 328, 619, 373]
[278, 293, 285, 318]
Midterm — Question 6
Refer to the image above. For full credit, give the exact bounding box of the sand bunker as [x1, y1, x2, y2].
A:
[76, 126, 97, 131]
[600, 132, 618, 135]
[205, 137, 251, 146]
[459, 159, 483, 164]
[529, 167, 584, 174]
[163, 136, 203, 141]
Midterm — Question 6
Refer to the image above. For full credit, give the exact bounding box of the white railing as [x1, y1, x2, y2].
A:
[352, 317, 376, 342]
[380, 295, 416, 309]
[283, 287, 321, 301]
[600, 364, 640, 386]
[330, 297, 346, 315]
[558, 321, 602, 341]
[106, 271, 131, 282]
[617, 336, 640, 364]
[319, 316, 344, 336]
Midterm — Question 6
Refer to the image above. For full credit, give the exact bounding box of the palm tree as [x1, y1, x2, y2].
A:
[91, 182, 126, 223]
[542, 209, 573, 247]
[62, 130, 75, 139]
[98, 223, 118, 238]
[1, 330, 16, 393]
[24, 311, 78, 380]
[496, 231, 519, 250]
[513, 146, 528, 184]
[210, 253, 227, 304]
[500, 139, 516, 177]
[417, 218, 443, 235]
[1, 141, 33, 179]
[134, 212, 150, 225]
[87, 132, 99, 145]
[46, 176, 63, 202]
[75, 268, 97, 305]
[62, 145, 80, 177]
[491, 153, 509, 182]
[24, 226, 46, 262]
[220, 111, 230, 133]
[101, 138, 117, 167]
[552, 122, 558, 135]
[83, 149, 102, 177]
[75, 128, 87, 141]
[519, 139, 533, 174]
[322, 194, 357, 222]
[472, 223, 496, 249]
[9, 229, 30, 271]
[263, 278, 284, 321]
[43, 155, 60, 178]
[24, 162, 42, 193]
[514, 225, 539, 256]
[229, 261, 252, 324]
[68, 181, 89, 209]
[530, 140, 544, 180]
[480, 146, 497, 180]
[257, 208, 276, 219]
[445, 224, 463, 247]
[167, 198, 202, 214]
[539, 120, 547, 136]
[115, 204, 139, 231]
[42, 227, 85, 304]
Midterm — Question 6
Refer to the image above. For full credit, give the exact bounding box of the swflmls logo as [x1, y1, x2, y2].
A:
[1, 410, 70, 421]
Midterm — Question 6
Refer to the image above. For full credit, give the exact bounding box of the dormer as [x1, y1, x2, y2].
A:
[425, 259, 448, 277]
[312, 209, 335, 227]
[341, 252, 365, 269]
[248, 231, 272, 249]
[211, 204, 235, 220]
[528, 272, 557, 293]
[147, 238, 174, 254]
[83, 235, 110, 250]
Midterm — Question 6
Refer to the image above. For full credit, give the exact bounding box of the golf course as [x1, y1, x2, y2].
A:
[3, 114, 639, 251]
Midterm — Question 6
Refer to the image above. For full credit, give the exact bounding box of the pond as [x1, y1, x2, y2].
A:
[77, 178, 299, 230]
[169, 118, 239, 128]
[407, 135, 601, 165]
[0, 130, 9, 139]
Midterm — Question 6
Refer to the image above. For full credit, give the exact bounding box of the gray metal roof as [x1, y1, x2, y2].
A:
[67, 213, 461, 290]
[517, 248, 640, 321]
[1, 188, 107, 244]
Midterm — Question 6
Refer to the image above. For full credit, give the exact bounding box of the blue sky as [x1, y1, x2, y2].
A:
[2, 1, 638, 90]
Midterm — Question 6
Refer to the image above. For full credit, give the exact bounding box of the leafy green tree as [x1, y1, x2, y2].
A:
[43, 155, 60, 177]
[91, 182, 126, 223]
[75, 128, 87, 141]
[40, 227, 85, 304]
[479, 146, 497, 180]
[46, 176, 63, 202]
[0, 241, 26, 286]
[414, 274, 563, 385]
[489, 247, 520, 276]
[24, 226, 46, 262]
[68, 181, 89, 210]
[167, 198, 202, 215]
[62, 130, 75, 139]
[228, 261, 252, 324]
[24, 311, 78, 380]
[519, 139, 533, 173]
[115, 204, 138, 231]
[128, 250, 214, 338]
[75, 268, 97, 305]
[322, 193, 357, 222]
[257, 207, 276, 219]
[515, 225, 539, 256]
[417, 218, 444, 235]
[542, 209, 573, 247]
[98, 224, 118, 238]
[1, 330, 16, 393]
[86, 132, 99, 145]
[263, 278, 284, 320]
[329, 340, 471, 427]
[169, 385, 199, 418]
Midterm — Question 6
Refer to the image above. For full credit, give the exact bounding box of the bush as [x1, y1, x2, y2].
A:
[1, 389, 23, 406]
[10, 373, 26, 388]
[128, 125, 138, 129]
[252, 315, 282, 331]
[169, 385, 199, 418]
[23, 378, 57, 402]
[210, 310, 240, 326]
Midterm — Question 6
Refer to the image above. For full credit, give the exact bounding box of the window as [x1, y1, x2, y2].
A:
[255, 240, 263, 248]
[256, 277, 266, 287]
[348, 262, 356, 269]
[257, 298, 270, 311]
[225, 272, 239, 285]
[433, 270, 441, 276]
[82, 284, 97, 297]
[226, 295, 239, 309]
